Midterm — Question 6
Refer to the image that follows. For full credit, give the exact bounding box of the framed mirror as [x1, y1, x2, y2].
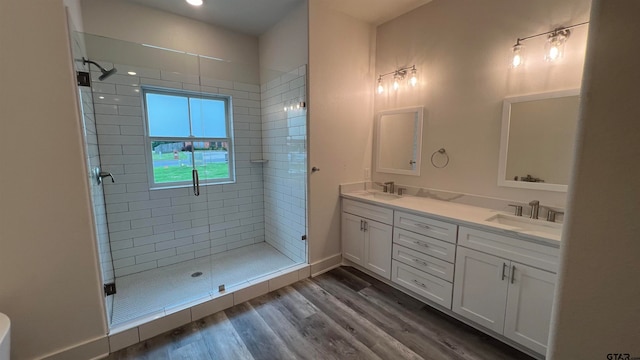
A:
[375, 106, 424, 176]
[498, 89, 580, 192]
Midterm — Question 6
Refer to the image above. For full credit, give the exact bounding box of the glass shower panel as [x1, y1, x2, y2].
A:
[69, 29, 116, 325]
[84, 33, 215, 327]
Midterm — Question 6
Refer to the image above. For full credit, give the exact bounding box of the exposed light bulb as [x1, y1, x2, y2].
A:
[296, 102, 300, 109]
[544, 30, 568, 62]
[511, 42, 524, 68]
[376, 76, 384, 94]
[185, 0, 203, 6]
[393, 73, 400, 91]
[409, 68, 418, 87]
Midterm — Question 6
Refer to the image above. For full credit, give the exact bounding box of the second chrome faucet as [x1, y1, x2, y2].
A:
[529, 200, 540, 219]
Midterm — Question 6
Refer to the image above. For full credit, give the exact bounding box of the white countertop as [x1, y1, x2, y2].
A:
[341, 190, 562, 247]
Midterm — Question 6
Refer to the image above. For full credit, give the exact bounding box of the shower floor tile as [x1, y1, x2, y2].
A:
[110, 242, 298, 327]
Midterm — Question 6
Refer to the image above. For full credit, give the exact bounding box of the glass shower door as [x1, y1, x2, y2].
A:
[69, 29, 116, 324]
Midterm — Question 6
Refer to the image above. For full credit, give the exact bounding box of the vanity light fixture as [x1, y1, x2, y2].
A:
[511, 21, 587, 68]
[377, 76, 384, 94]
[544, 29, 570, 62]
[185, 0, 203, 6]
[376, 65, 418, 94]
[409, 67, 418, 87]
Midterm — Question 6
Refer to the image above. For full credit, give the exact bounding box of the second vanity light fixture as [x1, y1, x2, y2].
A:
[510, 21, 588, 68]
[376, 65, 418, 94]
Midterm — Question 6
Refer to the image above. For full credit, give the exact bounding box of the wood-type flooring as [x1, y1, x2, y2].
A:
[106, 266, 535, 360]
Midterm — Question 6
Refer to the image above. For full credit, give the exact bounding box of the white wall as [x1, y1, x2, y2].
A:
[308, 1, 376, 265]
[0, 1, 107, 358]
[259, 0, 309, 81]
[81, 0, 259, 65]
[373, 0, 590, 208]
[548, 0, 640, 357]
[64, 0, 84, 32]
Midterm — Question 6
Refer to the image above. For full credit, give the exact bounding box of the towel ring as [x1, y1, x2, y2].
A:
[430, 148, 449, 168]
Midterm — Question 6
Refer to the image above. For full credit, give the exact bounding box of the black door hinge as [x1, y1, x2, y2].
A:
[104, 282, 117, 296]
[77, 71, 91, 87]
[301, 235, 307, 241]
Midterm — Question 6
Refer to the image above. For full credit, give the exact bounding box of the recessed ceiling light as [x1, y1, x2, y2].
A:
[186, 0, 203, 6]
[128, 71, 137, 75]
[99, 96, 105, 99]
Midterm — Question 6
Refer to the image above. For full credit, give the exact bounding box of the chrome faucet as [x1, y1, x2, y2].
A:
[529, 200, 540, 219]
[384, 181, 395, 194]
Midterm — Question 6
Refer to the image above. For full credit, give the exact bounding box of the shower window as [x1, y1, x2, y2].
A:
[142, 88, 235, 188]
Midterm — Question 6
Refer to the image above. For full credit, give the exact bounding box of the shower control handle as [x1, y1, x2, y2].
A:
[100, 172, 115, 183]
[94, 167, 115, 185]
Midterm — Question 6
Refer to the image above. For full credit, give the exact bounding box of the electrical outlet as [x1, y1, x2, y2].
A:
[364, 168, 371, 180]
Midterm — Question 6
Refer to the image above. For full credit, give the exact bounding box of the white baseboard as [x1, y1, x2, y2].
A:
[310, 253, 342, 277]
[40, 335, 109, 360]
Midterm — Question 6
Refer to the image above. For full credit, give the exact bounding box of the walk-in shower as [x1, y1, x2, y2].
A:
[70, 32, 308, 329]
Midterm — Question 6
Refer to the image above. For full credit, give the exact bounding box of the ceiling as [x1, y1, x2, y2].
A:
[125, 0, 432, 36]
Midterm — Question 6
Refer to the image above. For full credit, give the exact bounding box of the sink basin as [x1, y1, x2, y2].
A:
[368, 192, 401, 201]
[485, 214, 563, 236]
[353, 191, 401, 201]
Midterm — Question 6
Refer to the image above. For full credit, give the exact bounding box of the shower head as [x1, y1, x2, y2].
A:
[98, 67, 118, 81]
[82, 57, 117, 81]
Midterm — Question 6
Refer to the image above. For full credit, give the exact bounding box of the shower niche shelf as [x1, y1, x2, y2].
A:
[250, 159, 269, 164]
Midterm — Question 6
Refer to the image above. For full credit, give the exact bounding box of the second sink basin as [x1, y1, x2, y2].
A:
[485, 213, 563, 236]
[368, 192, 401, 201]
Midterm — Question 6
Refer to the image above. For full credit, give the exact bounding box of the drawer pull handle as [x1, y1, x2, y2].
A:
[413, 258, 429, 267]
[415, 223, 430, 229]
[511, 265, 516, 284]
[414, 240, 429, 248]
[360, 220, 364, 231]
[413, 279, 427, 288]
[502, 263, 508, 281]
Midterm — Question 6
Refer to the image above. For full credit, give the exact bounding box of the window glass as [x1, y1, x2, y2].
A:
[143, 88, 234, 187]
[190, 98, 227, 138]
[146, 93, 190, 137]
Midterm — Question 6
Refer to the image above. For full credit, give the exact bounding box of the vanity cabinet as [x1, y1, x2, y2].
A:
[453, 227, 558, 355]
[340, 195, 560, 358]
[341, 199, 393, 279]
[391, 211, 457, 308]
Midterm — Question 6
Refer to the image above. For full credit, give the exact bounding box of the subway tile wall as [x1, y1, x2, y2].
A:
[261, 66, 307, 263]
[91, 62, 267, 277]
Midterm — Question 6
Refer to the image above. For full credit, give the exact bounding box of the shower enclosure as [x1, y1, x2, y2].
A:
[71, 32, 308, 329]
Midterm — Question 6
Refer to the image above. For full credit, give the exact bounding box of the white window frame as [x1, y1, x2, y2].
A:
[141, 86, 235, 189]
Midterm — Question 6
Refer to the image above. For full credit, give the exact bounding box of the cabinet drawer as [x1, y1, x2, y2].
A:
[394, 211, 457, 243]
[392, 244, 454, 282]
[393, 228, 456, 263]
[342, 198, 394, 225]
[392, 260, 453, 309]
[458, 227, 560, 273]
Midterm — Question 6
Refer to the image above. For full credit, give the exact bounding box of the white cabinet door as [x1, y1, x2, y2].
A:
[453, 247, 509, 333]
[364, 220, 392, 279]
[342, 212, 365, 265]
[504, 262, 557, 355]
